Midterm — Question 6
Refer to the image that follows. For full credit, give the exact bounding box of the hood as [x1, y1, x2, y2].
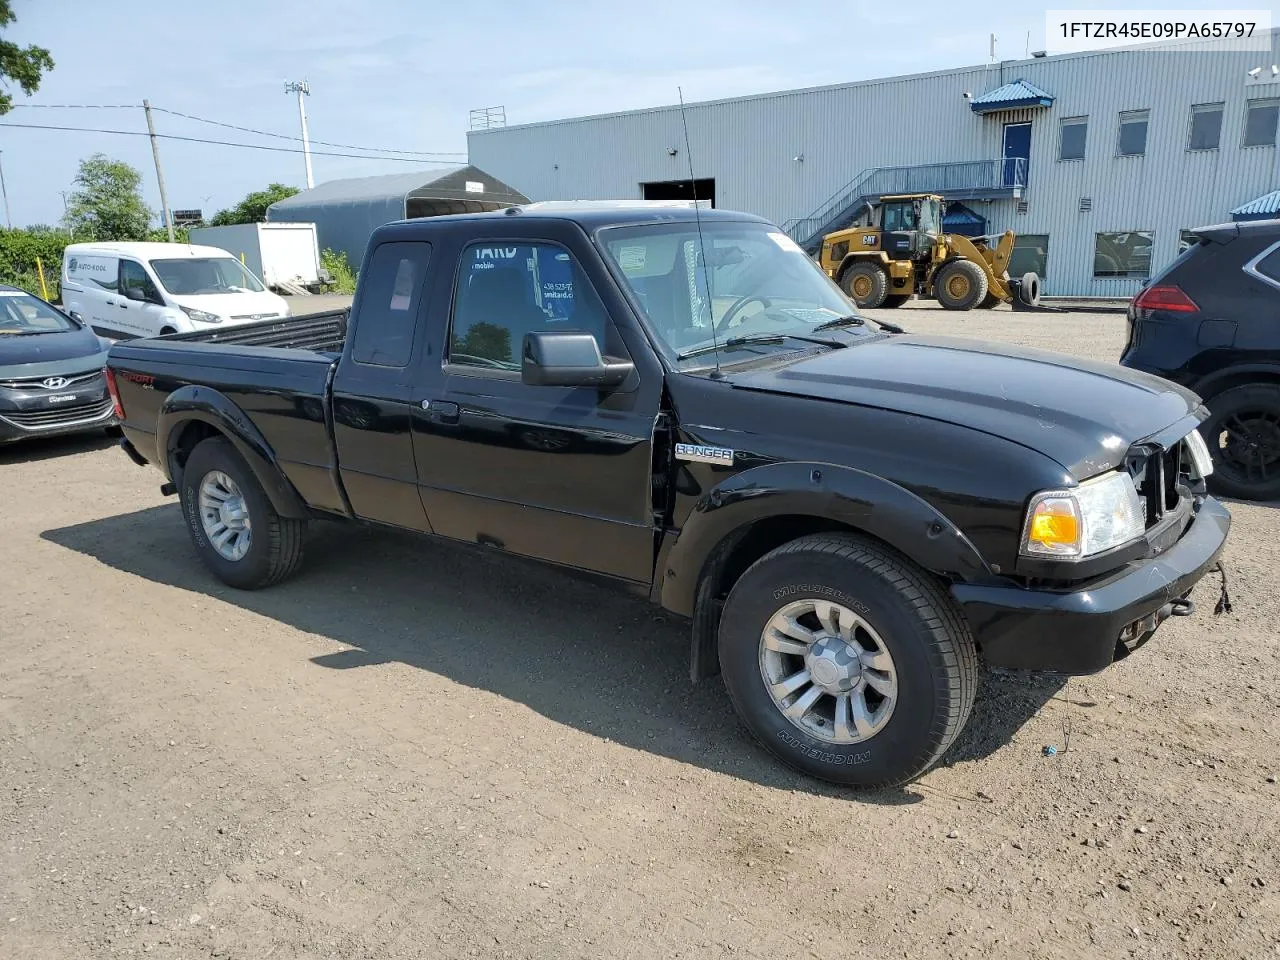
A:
[727, 334, 1201, 479]
[0, 325, 108, 378]
[169, 291, 289, 324]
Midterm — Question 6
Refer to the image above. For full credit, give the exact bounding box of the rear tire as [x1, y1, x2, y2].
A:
[718, 533, 978, 788]
[934, 260, 988, 311]
[1199, 384, 1280, 501]
[179, 437, 307, 589]
[840, 263, 889, 309]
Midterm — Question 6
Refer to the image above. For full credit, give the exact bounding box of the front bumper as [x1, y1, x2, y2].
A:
[0, 396, 118, 443]
[951, 496, 1231, 674]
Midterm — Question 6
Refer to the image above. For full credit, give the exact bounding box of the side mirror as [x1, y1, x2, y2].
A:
[521, 331, 634, 388]
[123, 286, 146, 302]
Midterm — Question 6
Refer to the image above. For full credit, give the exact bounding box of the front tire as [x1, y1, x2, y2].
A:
[179, 437, 306, 589]
[839, 263, 889, 309]
[718, 533, 978, 788]
[934, 260, 988, 310]
[1200, 384, 1280, 501]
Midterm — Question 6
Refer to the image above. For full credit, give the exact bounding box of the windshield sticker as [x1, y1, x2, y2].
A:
[616, 246, 647, 273]
[767, 232, 803, 254]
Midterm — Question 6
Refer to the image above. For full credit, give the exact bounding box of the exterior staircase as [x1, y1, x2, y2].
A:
[781, 158, 1027, 253]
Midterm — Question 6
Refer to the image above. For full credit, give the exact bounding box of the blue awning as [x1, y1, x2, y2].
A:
[1231, 190, 1280, 220]
[970, 79, 1054, 114]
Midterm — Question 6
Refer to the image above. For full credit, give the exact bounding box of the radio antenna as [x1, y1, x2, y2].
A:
[677, 86, 723, 379]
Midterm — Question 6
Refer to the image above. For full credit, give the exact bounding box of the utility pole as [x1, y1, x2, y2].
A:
[0, 152, 11, 229]
[143, 100, 175, 242]
[285, 81, 314, 189]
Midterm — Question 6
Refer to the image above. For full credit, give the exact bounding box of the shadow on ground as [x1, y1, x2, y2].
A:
[0, 430, 117, 465]
[42, 505, 1064, 800]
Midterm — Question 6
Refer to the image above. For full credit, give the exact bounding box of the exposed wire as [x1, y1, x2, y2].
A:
[0, 120, 462, 164]
[9, 103, 467, 158]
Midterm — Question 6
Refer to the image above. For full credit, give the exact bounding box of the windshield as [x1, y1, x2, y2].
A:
[149, 257, 265, 295]
[600, 221, 863, 366]
[0, 291, 79, 335]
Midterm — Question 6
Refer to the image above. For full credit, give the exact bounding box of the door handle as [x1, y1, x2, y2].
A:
[422, 399, 459, 424]
[120, 302, 129, 308]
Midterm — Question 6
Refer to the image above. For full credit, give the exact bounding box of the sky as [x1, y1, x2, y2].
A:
[3, 0, 1279, 227]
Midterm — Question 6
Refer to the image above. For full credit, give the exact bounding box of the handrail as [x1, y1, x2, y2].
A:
[782, 158, 1028, 250]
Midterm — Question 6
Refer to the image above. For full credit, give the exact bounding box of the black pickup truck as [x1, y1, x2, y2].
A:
[106, 203, 1231, 788]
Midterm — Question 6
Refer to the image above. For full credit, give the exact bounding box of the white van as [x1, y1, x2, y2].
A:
[61, 242, 291, 338]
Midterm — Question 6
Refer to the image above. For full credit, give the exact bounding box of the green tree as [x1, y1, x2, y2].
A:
[61, 154, 153, 241]
[0, 0, 54, 115]
[210, 183, 300, 226]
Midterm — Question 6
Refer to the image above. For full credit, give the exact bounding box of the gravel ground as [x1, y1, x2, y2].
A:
[3, 307, 1278, 960]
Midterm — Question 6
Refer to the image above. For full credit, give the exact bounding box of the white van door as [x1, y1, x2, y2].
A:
[64, 253, 119, 332]
[118, 259, 171, 336]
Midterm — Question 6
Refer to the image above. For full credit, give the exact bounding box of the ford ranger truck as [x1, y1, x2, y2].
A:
[105, 204, 1231, 788]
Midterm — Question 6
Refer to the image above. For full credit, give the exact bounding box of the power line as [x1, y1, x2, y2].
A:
[9, 102, 468, 158]
[0, 120, 464, 164]
[151, 106, 467, 157]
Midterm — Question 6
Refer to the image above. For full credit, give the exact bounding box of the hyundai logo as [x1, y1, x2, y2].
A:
[41, 376, 69, 389]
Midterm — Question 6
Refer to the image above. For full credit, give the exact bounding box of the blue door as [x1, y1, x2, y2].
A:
[1002, 122, 1031, 187]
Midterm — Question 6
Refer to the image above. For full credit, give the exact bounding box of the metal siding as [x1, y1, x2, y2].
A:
[469, 33, 1280, 296]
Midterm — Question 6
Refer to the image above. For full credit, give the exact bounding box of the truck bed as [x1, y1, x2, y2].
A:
[163, 308, 348, 353]
[107, 309, 348, 516]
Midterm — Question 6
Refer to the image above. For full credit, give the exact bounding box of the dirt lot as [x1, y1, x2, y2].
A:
[3, 306, 1278, 960]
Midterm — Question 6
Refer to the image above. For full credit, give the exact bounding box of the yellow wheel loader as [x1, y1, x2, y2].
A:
[817, 194, 1041, 311]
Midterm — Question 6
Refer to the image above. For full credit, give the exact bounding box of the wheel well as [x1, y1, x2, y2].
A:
[168, 420, 223, 480]
[690, 515, 922, 681]
[160, 326, 177, 335]
[1197, 369, 1280, 402]
[838, 256, 887, 280]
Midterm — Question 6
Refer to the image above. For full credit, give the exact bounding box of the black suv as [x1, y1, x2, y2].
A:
[1121, 219, 1280, 501]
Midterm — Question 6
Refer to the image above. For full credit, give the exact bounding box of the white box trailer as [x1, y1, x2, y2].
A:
[187, 222, 321, 291]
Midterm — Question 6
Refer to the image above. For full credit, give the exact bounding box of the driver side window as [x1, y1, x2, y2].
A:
[119, 260, 159, 301]
[448, 241, 609, 372]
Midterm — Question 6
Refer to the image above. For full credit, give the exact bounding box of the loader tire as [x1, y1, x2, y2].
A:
[1018, 272, 1042, 306]
[840, 263, 889, 309]
[934, 260, 988, 311]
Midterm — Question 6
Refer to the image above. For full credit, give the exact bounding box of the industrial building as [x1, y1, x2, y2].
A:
[468, 32, 1280, 297]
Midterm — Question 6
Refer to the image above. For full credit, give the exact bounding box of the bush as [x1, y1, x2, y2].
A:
[321, 248, 357, 294]
[0, 227, 72, 301]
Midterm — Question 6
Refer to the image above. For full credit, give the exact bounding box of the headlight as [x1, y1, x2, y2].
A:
[1021, 470, 1145, 559]
[179, 305, 222, 324]
[1185, 428, 1214, 477]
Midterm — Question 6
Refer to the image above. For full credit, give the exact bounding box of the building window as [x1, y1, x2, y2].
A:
[1009, 234, 1049, 279]
[1188, 103, 1224, 151]
[1117, 110, 1149, 157]
[1177, 230, 1201, 256]
[1059, 117, 1087, 161]
[1244, 98, 1280, 147]
[1094, 232, 1153, 279]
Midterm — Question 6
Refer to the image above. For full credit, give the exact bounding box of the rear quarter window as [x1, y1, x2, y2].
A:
[350, 241, 432, 366]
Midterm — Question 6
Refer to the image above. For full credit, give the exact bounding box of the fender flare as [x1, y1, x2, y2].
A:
[659, 460, 993, 618]
[157, 384, 309, 519]
[1192, 362, 1280, 401]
